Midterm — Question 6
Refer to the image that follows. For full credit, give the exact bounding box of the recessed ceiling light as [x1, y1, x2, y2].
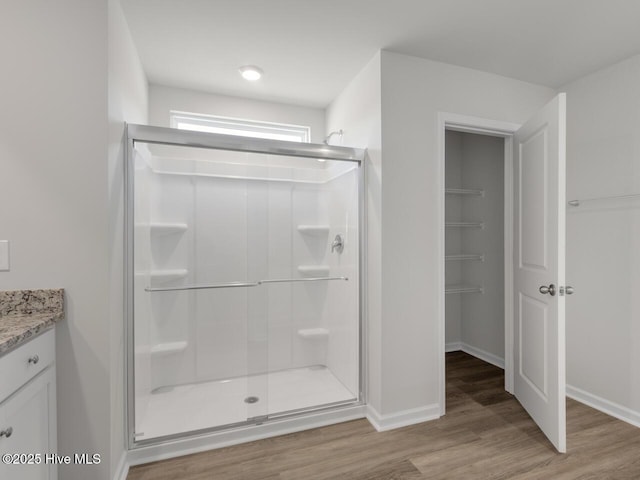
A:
[239, 65, 263, 81]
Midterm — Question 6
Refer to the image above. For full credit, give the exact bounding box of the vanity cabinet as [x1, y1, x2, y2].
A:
[0, 329, 57, 480]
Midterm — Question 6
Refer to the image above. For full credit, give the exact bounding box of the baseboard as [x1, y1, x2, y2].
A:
[567, 384, 640, 429]
[366, 404, 441, 432]
[446, 342, 505, 369]
[445, 342, 462, 353]
[460, 343, 505, 369]
[113, 451, 129, 480]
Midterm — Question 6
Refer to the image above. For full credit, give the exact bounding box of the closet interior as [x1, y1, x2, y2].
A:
[445, 130, 506, 368]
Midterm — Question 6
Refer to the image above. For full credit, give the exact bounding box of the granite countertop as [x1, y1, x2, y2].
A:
[0, 289, 64, 356]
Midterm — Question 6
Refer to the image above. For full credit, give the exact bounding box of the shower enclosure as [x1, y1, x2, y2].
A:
[125, 124, 364, 446]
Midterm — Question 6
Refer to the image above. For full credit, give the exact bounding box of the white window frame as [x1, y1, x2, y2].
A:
[170, 111, 311, 143]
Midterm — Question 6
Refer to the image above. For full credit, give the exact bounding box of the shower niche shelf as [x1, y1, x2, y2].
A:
[149, 269, 189, 283]
[445, 187, 485, 196]
[150, 222, 188, 236]
[297, 225, 330, 235]
[297, 265, 330, 277]
[445, 254, 484, 262]
[445, 284, 484, 295]
[297, 328, 329, 339]
[150, 341, 188, 357]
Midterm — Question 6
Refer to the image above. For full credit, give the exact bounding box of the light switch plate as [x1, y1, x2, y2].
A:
[0, 240, 9, 271]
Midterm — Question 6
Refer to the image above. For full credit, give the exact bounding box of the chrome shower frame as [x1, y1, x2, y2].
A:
[124, 123, 367, 449]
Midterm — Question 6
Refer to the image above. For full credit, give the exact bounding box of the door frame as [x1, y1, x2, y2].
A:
[436, 112, 521, 414]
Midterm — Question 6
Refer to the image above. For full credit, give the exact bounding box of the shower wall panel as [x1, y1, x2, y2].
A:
[194, 177, 251, 381]
[149, 173, 194, 390]
[190, 177, 331, 383]
[133, 151, 153, 423]
[323, 170, 360, 395]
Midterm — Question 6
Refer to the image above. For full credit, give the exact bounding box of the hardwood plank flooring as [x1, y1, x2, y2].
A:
[127, 352, 640, 479]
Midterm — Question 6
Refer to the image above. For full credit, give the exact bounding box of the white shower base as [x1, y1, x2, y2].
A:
[136, 365, 356, 441]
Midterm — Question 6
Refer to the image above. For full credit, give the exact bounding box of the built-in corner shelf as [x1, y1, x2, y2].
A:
[445, 187, 484, 197]
[445, 284, 484, 295]
[445, 221, 484, 229]
[297, 225, 330, 235]
[297, 265, 330, 277]
[297, 328, 329, 339]
[150, 341, 188, 356]
[445, 254, 484, 262]
[150, 269, 188, 283]
[150, 222, 188, 236]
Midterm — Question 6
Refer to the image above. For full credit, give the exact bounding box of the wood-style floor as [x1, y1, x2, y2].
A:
[127, 352, 640, 479]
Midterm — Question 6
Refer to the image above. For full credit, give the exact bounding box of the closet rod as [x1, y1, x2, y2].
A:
[568, 193, 640, 207]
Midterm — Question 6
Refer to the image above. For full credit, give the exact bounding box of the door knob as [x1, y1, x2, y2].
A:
[539, 284, 556, 296]
[559, 285, 574, 296]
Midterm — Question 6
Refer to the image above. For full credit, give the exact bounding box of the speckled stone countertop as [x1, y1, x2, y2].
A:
[0, 289, 64, 356]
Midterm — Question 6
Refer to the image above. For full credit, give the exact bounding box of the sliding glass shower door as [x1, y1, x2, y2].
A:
[127, 126, 362, 445]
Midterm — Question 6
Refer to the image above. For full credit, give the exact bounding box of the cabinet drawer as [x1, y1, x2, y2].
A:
[0, 329, 55, 402]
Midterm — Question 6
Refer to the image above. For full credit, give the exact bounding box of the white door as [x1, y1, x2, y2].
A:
[513, 93, 567, 453]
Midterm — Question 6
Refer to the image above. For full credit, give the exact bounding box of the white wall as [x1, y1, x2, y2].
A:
[378, 51, 555, 419]
[0, 2, 147, 479]
[444, 131, 464, 347]
[149, 85, 326, 143]
[326, 53, 383, 416]
[460, 133, 504, 361]
[563, 54, 640, 425]
[0, 1, 110, 479]
[108, 0, 149, 476]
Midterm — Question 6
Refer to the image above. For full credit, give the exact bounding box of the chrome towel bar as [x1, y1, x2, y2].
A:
[145, 276, 349, 292]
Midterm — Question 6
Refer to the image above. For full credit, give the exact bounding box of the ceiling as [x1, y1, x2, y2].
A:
[121, 0, 640, 108]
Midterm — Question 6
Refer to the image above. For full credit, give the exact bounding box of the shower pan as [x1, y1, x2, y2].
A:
[125, 124, 365, 448]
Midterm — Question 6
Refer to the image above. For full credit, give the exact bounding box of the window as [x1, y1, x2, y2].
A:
[170, 111, 310, 143]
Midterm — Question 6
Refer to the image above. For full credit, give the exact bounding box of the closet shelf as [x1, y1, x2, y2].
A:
[149, 269, 189, 283]
[150, 223, 188, 236]
[445, 254, 484, 262]
[297, 225, 330, 235]
[297, 265, 330, 277]
[445, 222, 484, 228]
[445, 188, 484, 197]
[445, 284, 484, 294]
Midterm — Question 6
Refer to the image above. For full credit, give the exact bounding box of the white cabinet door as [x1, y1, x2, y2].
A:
[0, 367, 57, 480]
[513, 93, 567, 453]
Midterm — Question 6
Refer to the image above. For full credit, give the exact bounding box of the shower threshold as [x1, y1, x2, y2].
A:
[135, 365, 356, 441]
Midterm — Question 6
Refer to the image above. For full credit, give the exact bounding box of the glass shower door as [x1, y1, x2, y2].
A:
[128, 132, 362, 446]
